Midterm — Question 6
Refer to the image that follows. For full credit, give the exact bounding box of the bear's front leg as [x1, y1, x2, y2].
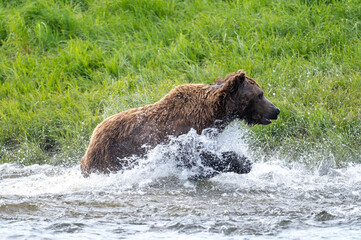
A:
[199, 151, 252, 175]
[220, 151, 252, 174]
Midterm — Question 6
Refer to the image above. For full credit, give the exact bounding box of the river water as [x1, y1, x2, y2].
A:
[1, 125, 361, 239]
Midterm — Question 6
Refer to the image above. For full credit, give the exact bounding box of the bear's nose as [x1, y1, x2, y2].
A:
[275, 108, 280, 115]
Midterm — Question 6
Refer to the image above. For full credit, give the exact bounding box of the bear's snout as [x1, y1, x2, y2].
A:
[269, 107, 280, 120]
[260, 106, 280, 125]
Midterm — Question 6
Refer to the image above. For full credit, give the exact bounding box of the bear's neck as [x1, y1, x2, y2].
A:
[211, 92, 241, 131]
[179, 86, 234, 132]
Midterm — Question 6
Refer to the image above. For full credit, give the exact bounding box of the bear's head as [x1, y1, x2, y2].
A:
[217, 70, 280, 125]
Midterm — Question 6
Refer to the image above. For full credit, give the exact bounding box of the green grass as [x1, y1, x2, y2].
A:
[0, 0, 360, 166]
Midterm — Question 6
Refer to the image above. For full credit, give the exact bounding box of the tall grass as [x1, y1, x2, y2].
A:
[0, 0, 360, 166]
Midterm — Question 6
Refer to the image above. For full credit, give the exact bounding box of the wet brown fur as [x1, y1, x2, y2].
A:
[80, 70, 279, 176]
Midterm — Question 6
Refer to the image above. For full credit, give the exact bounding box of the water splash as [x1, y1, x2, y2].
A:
[1, 124, 360, 196]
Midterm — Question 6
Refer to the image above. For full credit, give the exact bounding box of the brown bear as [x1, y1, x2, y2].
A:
[80, 70, 280, 176]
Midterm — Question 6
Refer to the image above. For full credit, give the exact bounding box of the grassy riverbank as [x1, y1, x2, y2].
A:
[0, 0, 360, 166]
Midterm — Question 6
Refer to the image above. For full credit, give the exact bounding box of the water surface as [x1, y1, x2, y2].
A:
[1, 126, 360, 239]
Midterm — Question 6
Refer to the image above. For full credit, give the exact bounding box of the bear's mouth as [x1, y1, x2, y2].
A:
[259, 117, 272, 125]
[242, 107, 280, 126]
[244, 115, 274, 126]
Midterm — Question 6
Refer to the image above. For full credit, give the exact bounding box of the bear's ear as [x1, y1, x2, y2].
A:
[220, 70, 246, 94]
[215, 77, 223, 83]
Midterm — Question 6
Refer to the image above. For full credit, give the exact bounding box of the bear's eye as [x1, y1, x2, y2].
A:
[258, 94, 263, 99]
